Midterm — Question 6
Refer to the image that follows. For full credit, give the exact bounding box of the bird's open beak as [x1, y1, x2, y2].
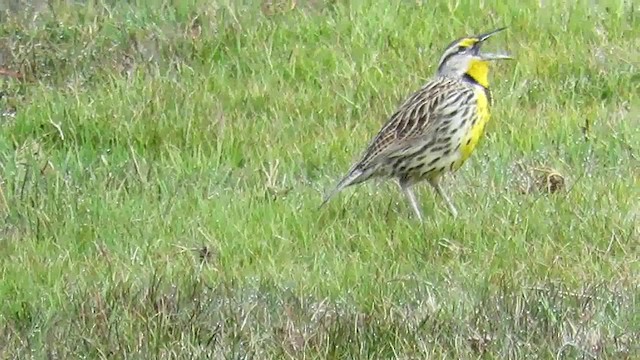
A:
[480, 52, 513, 60]
[477, 27, 508, 42]
[474, 27, 512, 60]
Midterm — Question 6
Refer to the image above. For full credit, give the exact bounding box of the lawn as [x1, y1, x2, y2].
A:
[0, 0, 638, 358]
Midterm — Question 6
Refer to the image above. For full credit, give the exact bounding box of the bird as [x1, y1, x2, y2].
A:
[320, 27, 512, 222]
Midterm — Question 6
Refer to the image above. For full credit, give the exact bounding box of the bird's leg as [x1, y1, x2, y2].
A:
[429, 178, 458, 218]
[399, 180, 424, 222]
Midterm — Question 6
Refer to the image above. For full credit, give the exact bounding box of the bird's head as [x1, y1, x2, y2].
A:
[436, 27, 512, 87]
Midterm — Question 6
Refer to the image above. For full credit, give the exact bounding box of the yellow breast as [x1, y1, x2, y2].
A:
[454, 87, 491, 169]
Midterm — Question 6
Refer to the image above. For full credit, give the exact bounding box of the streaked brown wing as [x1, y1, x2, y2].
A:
[356, 77, 473, 169]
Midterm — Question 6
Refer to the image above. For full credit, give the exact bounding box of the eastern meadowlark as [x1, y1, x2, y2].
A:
[321, 27, 512, 221]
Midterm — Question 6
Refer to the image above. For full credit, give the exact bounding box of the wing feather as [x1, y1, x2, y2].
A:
[357, 78, 473, 169]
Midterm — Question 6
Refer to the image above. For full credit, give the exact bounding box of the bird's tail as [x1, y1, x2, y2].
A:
[318, 167, 367, 209]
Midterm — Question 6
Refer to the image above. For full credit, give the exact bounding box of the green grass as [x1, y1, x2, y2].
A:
[0, 0, 638, 358]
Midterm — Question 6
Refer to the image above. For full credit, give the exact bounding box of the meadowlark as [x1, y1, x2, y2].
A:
[321, 27, 512, 221]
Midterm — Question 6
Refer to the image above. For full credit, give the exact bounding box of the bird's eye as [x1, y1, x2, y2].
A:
[457, 46, 467, 53]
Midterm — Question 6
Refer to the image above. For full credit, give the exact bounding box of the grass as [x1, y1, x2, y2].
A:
[0, 0, 638, 358]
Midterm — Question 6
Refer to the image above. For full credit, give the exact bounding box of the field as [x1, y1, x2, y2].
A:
[0, 0, 638, 358]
